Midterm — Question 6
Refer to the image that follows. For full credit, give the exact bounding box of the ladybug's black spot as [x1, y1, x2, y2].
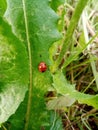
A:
[40, 54, 42, 57]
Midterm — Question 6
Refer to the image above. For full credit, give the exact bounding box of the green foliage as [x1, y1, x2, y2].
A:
[3, 0, 61, 129]
[4, 0, 61, 67]
[0, 17, 29, 123]
[0, 0, 6, 16]
[0, 0, 98, 130]
[47, 71, 98, 109]
[51, 0, 89, 72]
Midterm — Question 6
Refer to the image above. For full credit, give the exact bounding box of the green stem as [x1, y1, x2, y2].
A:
[22, 0, 33, 130]
[52, 0, 89, 73]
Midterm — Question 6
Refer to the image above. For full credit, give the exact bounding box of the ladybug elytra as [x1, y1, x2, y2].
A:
[38, 62, 47, 72]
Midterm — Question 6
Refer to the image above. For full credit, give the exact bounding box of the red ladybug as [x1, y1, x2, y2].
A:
[38, 62, 47, 72]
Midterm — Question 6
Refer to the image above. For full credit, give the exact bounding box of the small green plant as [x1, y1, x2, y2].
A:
[0, 0, 98, 129]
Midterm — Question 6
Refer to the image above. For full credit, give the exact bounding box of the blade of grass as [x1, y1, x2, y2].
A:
[81, 115, 92, 130]
[62, 32, 98, 69]
[66, 56, 98, 72]
[82, 11, 98, 89]
[52, 0, 89, 73]
[83, 78, 95, 93]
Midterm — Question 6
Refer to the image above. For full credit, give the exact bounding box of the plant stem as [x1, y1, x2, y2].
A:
[52, 0, 89, 73]
[22, 0, 33, 130]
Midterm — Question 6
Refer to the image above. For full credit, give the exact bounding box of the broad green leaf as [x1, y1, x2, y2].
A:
[0, 17, 29, 123]
[4, 0, 61, 129]
[0, 0, 6, 16]
[51, 71, 98, 109]
[4, 0, 61, 67]
[6, 93, 28, 130]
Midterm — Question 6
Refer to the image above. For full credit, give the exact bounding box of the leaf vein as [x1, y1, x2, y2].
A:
[22, 0, 33, 130]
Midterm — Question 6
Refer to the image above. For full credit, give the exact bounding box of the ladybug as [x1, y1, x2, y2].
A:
[38, 62, 47, 72]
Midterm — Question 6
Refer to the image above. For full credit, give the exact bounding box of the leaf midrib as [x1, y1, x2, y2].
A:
[22, 0, 33, 130]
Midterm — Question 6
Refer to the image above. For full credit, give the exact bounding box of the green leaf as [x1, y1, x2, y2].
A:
[51, 71, 98, 109]
[0, 17, 29, 123]
[53, 71, 75, 94]
[7, 93, 28, 130]
[4, 0, 61, 129]
[0, 0, 6, 16]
